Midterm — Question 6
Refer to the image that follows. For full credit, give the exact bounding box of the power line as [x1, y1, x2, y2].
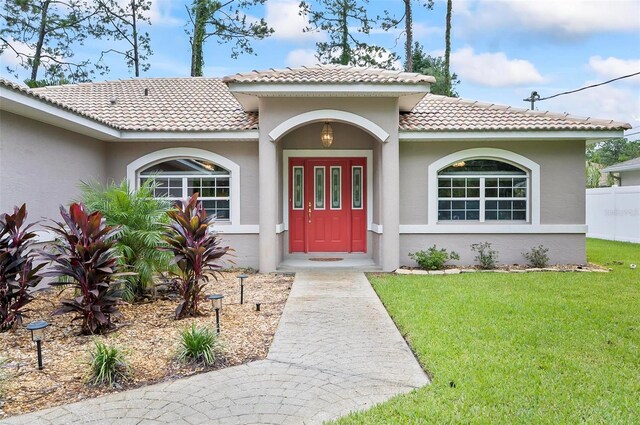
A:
[524, 71, 640, 110]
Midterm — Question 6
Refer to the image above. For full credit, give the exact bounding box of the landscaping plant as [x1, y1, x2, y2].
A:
[471, 242, 499, 269]
[409, 245, 460, 270]
[88, 340, 130, 387]
[161, 193, 230, 319]
[42, 203, 129, 334]
[522, 245, 550, 268]
[178, 322, 220, 366]
[0, 204, 45, 331]
[79, 179, 171, 302]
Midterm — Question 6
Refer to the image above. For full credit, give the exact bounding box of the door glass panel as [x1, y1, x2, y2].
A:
[331, 167, 341, 209]
[315, 167, 325, 209]
[293, 166, 303, 209]
[352, 166, 363, 209]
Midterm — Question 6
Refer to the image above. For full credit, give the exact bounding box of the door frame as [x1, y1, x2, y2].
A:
[282, 150, 373, 233]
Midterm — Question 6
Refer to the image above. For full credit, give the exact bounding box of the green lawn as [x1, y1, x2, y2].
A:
[333, 239, 640, 424]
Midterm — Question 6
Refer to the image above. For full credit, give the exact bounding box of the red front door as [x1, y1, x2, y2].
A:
[289, 158, 366, 253]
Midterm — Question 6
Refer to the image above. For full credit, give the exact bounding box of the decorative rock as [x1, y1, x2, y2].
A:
[395, 268, 412, 275]
[428, 270, 445, 275]
[460, 269, 476, 273]
[444, 269, 461, 275]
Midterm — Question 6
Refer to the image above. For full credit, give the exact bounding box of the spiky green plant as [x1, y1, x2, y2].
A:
[178, 323, 219, 366]
[88, 340, 130, 387]
[79, 179, 171, 301]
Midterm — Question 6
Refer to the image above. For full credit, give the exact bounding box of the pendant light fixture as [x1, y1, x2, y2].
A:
[321, 122, 334, 148]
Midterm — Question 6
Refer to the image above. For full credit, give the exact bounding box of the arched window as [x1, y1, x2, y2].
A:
[140, 158, 231, 220]
[437, 158, 529, 222]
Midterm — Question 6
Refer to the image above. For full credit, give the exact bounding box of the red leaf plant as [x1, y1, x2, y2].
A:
[161, 193, 231, 319]
[0, 204, 45, 332]
[42, 203, 132, 334]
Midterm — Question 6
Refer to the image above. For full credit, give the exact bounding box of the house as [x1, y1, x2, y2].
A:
[0, 65, 631, 271]
[602, 157, 640, 186]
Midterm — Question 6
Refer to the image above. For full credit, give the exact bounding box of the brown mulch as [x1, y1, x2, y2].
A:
[0, 271, 293, 418]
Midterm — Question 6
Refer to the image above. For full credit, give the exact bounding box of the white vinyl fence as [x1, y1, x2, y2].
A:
[586, 186, 640, 243]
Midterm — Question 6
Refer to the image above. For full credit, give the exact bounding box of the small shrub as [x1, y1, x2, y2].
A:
[42, 203, 131, 334]
[178, 323, 219, 366]
[471, 242, 499, 270]
[0, 204, 45, 331]
[409, 245, 460, 270]
[79, 179, 172, 302]
[88, 340, 130, 387]
[523, 245, 550, 268]
[161, 194, 231, 319]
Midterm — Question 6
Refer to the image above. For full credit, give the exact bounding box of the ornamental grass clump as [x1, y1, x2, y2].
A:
[79, 179, 172, 302]
[161, 193, 230, 319]
[0, 204, 45, 332]
[42, 203, 131, 334]
[409, 245, 460, 270]
[178, 323, 220, 366]
[88, 340, 130, 387]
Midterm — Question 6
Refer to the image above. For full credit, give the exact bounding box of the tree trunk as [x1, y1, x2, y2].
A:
[404, 0, 413, 72]
[31, 0, 51, 83]
[444, 0, 452, 96]
[190, 0, 207, 77]
[131, 0, 139, 77]
[339, 0, 349, 65]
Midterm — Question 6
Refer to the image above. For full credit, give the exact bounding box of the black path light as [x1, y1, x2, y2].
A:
[26, 320, 49, 370]
[256, 302, 261, 311]
[207, 294, 224, 334]
[237, 274, 248, 304]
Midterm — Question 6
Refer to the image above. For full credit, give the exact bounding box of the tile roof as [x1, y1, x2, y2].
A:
[400, 94, 631, 132]
[1, 73, 631, 133]
[222, 64, 436, 84]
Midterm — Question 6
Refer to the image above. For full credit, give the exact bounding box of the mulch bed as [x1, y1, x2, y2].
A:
[0, 271, 293, 418]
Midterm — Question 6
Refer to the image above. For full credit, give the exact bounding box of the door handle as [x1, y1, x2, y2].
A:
[308, 201, 312, 223]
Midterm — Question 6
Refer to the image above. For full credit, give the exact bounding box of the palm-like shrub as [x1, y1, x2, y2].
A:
[0, 204, 44, 331]
[178, 323, 219, 366]
[161, 194, 230, 319]
[42, 203, 127, 334]
[79, 179, 171, 301]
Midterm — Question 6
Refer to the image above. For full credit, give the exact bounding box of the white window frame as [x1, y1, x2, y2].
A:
[330, 166, 342, 210]
[292, 166, 305, 210]
[427, 148, 541, 226]
[352, 165, 364, 210]
[314, 166, 326, 210]
[126, 147, 251, 232]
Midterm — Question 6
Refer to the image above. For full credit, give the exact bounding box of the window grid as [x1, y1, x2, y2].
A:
[437, 175, 528, 222]
[140, 174, 231, 221]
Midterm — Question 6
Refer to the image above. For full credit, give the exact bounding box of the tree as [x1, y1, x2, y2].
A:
[379, 0, 434, 72]
[586, 138, 640, 167]
[301, 0, 399, 69]
[443, 0, 452, 95]
[0, 0, 97, 86]
[187, 0, 273, 77]
[412, 42, 459, 96]
[94, 0, 152, 77]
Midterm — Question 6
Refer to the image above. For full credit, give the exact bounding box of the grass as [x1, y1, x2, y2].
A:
[88, 340, 130, 387]
[333, 239, 640, 424]
[178, 323, 220, 366]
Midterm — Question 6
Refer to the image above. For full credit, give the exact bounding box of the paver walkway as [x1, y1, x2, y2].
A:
[3, 272, 428, 425]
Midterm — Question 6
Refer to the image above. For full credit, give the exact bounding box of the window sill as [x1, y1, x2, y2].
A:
[399, 224, 587, 234]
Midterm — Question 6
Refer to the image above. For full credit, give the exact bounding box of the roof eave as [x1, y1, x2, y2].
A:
[398, 129, 626, 142]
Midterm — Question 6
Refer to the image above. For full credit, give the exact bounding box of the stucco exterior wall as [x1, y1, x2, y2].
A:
[105, 141, 259, 225]
[401, 234, 586, 266]
[399, 140, 586, 225]
[621, 169, 640, 186]
[0, 111, 106, 224]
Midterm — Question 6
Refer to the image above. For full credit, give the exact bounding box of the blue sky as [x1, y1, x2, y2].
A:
[2, 0, 639, 135]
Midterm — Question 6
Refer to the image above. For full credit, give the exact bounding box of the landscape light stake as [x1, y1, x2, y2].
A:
[26, 320, 49, 370]
[207, 294, 224, 334]
[256, 303, 261, 311]
[237, 274, 248, 304]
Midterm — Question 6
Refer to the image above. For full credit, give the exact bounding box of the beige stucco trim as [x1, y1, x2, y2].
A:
[399, 224, 587, 234]
[282, 149, 374, 233]
[399, 130, 622, 141]
[126, 147, 253, 233]
[269, 110, 390, 143]
[427, 147, 541, 226]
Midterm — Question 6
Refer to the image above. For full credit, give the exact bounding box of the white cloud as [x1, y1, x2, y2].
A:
[451, 47, 545, 87]
[460, 0, 640, 37]
[147, 0, 183, 27]
[588, 56, 640, 83]
[543, 81, 640, 128]
[266, 0, 324, 42]
[286, 49, 319, 67]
